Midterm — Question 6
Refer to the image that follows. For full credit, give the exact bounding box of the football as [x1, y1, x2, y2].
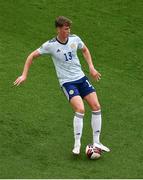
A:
[85, 144, 102, 159]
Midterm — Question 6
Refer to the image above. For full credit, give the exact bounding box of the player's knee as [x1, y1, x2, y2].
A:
[91, 103, 101, 111]
[75, 107, 85, 114]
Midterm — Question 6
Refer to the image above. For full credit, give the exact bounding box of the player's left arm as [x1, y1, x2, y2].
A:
[82, 45, 101, 81]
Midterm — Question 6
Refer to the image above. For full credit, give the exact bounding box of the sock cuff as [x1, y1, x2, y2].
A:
[75, 112, 84, 118]
[92, 110, 101, 115]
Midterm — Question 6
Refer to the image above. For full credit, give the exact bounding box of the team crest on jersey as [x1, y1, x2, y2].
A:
[70, 43, 76, 49]
[69, 90, 74, 95]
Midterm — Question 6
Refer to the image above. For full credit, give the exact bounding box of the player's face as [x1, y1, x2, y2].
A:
[57, 26, 70, 39]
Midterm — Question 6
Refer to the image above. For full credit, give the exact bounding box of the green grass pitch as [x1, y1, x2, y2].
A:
[0, 0, 143, 178]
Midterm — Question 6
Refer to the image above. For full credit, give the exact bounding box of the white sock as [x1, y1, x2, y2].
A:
[91, 110, 102, 144]
[73, 112, 84, 147]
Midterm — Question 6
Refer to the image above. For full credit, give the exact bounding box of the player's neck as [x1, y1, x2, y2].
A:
[57, 35, 68, 44]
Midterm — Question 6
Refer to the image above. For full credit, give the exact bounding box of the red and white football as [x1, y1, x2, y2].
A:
[85, 144, 102, 159]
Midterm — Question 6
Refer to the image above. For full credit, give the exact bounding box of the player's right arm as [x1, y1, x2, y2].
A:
[13, 50, 40, 86]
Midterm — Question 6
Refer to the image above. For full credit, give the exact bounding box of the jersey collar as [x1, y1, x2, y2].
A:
[56, 37, 69, 45]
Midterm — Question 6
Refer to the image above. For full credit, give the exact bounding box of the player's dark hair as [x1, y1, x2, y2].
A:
[55, 16, 72, 28]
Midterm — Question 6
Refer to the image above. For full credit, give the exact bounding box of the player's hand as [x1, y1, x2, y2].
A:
[89, 67, 101, 81]
[13, 75, 26, 86]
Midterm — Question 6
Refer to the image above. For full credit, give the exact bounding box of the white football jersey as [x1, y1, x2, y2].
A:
[37, 34, 85, 86]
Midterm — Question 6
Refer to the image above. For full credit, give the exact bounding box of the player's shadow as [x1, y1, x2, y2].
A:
[70, 153, 104, 162]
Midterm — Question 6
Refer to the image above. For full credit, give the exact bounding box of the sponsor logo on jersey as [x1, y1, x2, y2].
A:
[57, 49, 61, 52]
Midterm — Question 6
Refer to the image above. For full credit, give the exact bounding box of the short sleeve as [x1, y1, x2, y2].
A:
[77, 36, 84, 49]
[37, 41, 51, 55]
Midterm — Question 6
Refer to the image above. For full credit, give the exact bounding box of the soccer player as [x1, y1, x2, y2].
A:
[14, 16, 110, 155]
